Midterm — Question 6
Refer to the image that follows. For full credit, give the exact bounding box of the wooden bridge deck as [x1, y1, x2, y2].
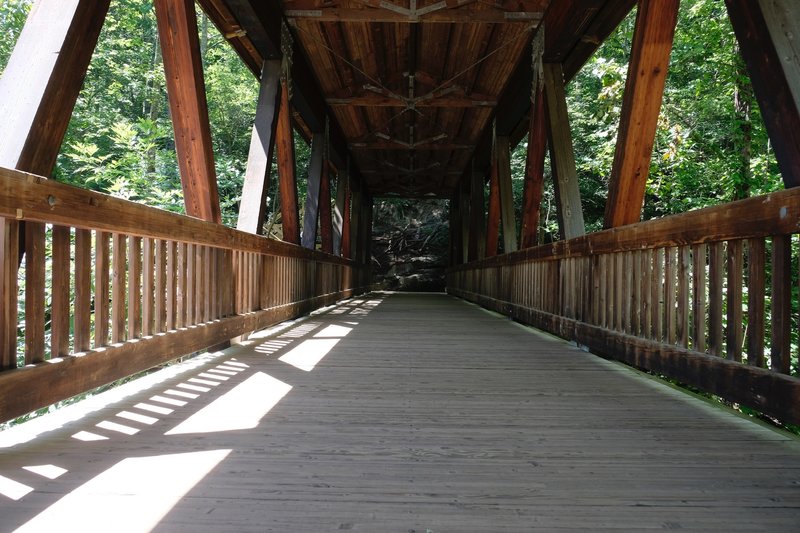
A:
[1, 293, 799, 531]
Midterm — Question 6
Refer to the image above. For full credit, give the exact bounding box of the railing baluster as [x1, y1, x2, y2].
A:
[166, 241, 176, 331]
[25, 222, 46, 363]
[623, 252, 632, 333]
[652, 248, 663, 342]
[176, 242, 186, 329]
[0, 220, 19, 369]
[691, 243, 706, 353]
[95, 231, 110, 347]
[142, 237, 154, 337]
[641, 250, 652, 338]
[771, 235, 792, 374]
[154, 240, 166, 333]
[726, 239, 743, 362]
[631, 251, 641, 335]
[128, 236, 142, 340]
[51, 225, 71, 359]
[74, 229, 91, 352]
[111, 233, 127, 344]
[186, 243, 195, 325]
[203, 246, 214, 322]
[664, 247, 676, 345]
[708, 242, 724, 356]
[677, 246, 690, 348]
[746, 238, 765, 367]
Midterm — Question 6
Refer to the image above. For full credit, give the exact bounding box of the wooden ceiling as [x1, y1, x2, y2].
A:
[202, 0, 636, 198]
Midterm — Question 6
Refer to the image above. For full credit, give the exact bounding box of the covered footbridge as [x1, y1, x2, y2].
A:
[0, 0, 799, 530]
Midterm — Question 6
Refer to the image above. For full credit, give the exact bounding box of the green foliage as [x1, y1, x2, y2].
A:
[0, 0, 30, 73]
[510, 0, 783, 238]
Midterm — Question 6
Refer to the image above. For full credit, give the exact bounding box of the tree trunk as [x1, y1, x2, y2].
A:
[732, 44, 754, 200]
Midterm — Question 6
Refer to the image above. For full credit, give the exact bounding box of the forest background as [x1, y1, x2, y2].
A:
[0, 0, 785, 286]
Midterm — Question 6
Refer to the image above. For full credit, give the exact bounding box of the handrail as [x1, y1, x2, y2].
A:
[449, 187, 800, 424]
[0, 166, 368, 423]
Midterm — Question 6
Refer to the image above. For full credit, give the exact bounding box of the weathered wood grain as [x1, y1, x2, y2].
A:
[604, 0, 679, 228]
[2, 294, 800, 531]
[155, 0, 221, 222]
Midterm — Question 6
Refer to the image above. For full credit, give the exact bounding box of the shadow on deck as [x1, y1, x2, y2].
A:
[1, 293, 799, 531]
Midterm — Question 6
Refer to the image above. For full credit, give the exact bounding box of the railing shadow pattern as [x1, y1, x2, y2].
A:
[0, 167, 369, 423]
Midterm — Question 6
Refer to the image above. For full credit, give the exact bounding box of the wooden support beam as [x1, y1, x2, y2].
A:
[302, 133, 325, 249]
[237, 60, 281, 234]
[349, 186, 363, 261]
[604, 0, 679, 228]
[485, 150, 501, 257]
[758, 0, 800, 114]
[496, 136, 518, 254]
[155, 0, 221, 223]
[277, 77, 301, 245]
[333, 168, 348, 255]
[521, 83, 547, 249]
[449, 194, 462, 266]
[544, 63, 585, 240]
[363, 196, 374, 268]
[460, 177, 471, 263]
[726, 0, 800, 187]
[468, 169, 486, 262]
[341, 185, 352, 259]
[0, 0, 110, 176]
[320, 162, 334, 254]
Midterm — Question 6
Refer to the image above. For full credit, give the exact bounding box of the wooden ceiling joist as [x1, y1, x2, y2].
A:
[283, 0, 546, 23]
[327, 94, 496, 108]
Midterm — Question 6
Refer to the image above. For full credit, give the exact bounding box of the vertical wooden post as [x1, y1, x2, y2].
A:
[320, 162, 334, 254]
[302, 132, 325, 249]
[155, 0, 221, 223]
[341, 185, 352, 259]
[521, 30, 547, 249]
[521, 85, 547, 249]
[485, 148, 501, 257]
[726, 0, 800, 187]
[544, 63, 585, 239]
[333, 167, 349, 255]
[450, 193, 463, 266]
[496, 136, 518, 254]
[459, 177, 470, 263]
[237, 59, 281, 234]
[350, 186, 363, 262]
[277, 74, 300, 244]
[604, 0, 680, 228]
[362, 196, 374, 269]
[468, 168, 486, 261]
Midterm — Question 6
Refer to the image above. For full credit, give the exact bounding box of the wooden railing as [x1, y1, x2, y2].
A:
[449, 188, 800, 424]
[0, 167, 368, 423]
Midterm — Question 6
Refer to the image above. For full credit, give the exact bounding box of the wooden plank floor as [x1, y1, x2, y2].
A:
[1, 293, 800, 531]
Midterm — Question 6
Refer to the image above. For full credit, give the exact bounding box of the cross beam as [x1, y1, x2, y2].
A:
[284, 0, 545, 23]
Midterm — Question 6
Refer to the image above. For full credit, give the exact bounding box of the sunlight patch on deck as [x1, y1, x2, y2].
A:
[22, 464, 67, 480]
[165, 372, 291, 435]
[0, 475, 33, 501]
[279, 338, 340, 371]
[13, 449, 231, 532]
